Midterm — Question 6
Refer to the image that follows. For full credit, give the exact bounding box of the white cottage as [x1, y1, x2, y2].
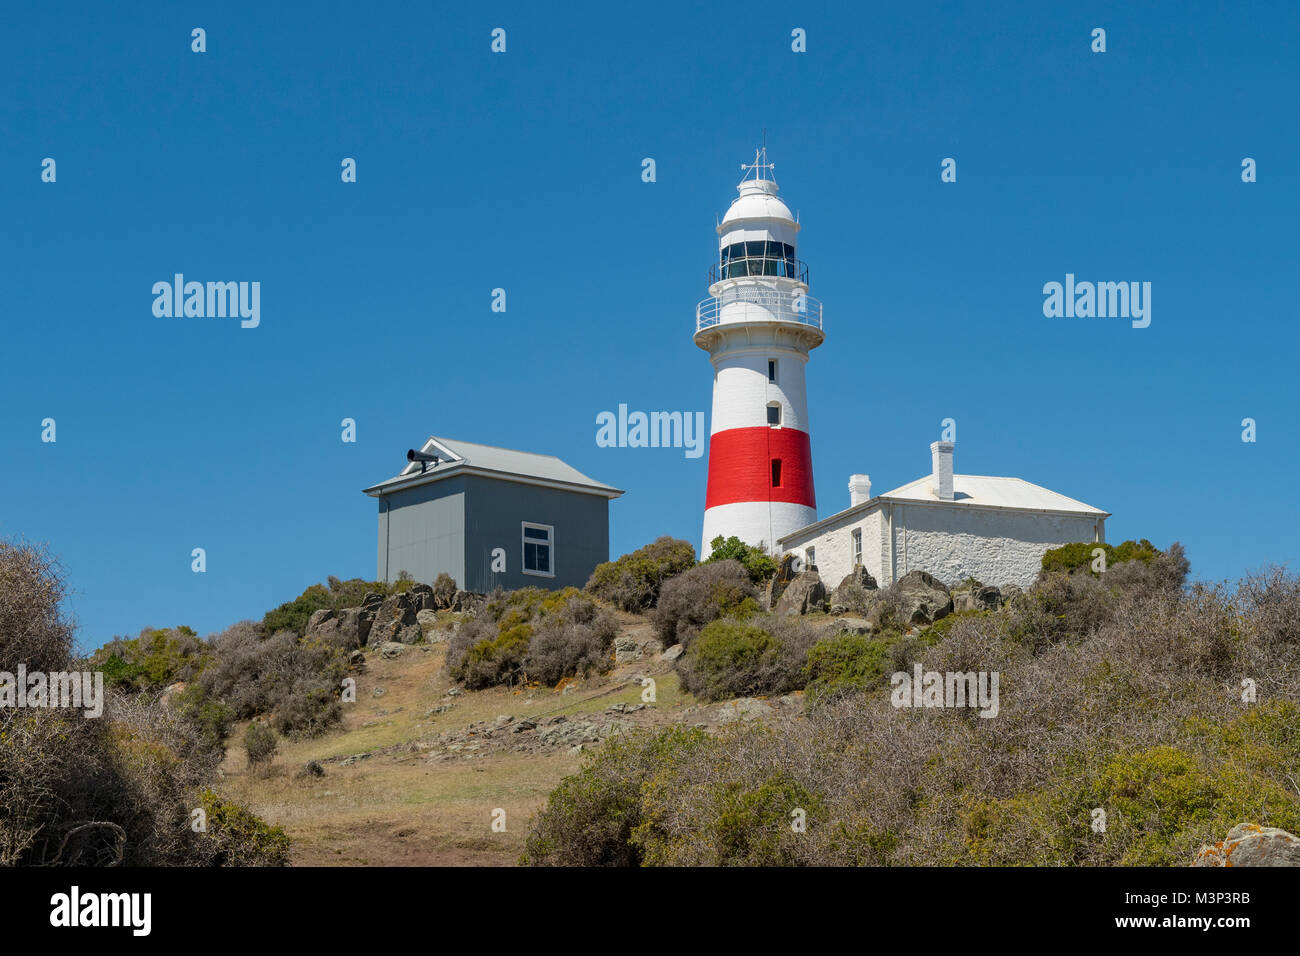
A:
[776, 442, 1108, 590]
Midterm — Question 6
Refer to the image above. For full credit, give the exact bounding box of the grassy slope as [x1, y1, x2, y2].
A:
[219, 616, 701, 866]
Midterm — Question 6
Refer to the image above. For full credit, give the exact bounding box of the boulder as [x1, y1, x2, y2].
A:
[831, 616, 873, 636]
[952, 582, 1001, 613]
[614, 636, 643, 663]
[451, 590, 483, 613]
[828, 566, 880, 615]
[408, 583, 436, 611]
[998, 584, 1024, 609]
[717, 697, 775, 722]
[661, 643, 685, 663]
[1194, 824, 1300, 867]
[159, 681, 187, 709]
[368, 593, 420, 645]
[895, 570, 953, 625]
[379, 641, 406, 660]
[306, 607, 366, 651]
[395, 623, 423, 645]
[764, 554, 802, 610]
[774, 570, 828, 616]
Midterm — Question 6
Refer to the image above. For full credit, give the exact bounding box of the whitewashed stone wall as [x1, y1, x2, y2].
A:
[782, 502, 1105, 590]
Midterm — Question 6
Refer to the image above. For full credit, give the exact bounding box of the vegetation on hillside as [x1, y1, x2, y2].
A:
[0, 538, 289, 866]
[446, 587, 618, 689]
[526, 544, 1300, 866]
[584, 536, 696, 611]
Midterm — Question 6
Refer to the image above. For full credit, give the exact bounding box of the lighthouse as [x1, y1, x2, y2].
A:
[696, 149, 824, 554]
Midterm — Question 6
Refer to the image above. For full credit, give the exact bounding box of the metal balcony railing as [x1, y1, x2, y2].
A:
[710, 256, 809, 285]
[696, 288, 824, 332]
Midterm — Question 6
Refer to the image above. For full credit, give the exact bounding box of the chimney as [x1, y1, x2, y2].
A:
[848, 474, 871, 507]
[930, 441, 954, 501]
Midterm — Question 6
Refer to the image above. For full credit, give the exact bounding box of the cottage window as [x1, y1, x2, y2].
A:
[851, 528, 862, 567]
[522, 523, 554, 577]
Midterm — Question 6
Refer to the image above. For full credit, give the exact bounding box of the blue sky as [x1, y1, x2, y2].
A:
[2, 1, 1297, 650]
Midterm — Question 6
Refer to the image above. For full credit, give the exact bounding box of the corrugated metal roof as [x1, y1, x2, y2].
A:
[363, 435, 623, 497]
[879, 473, 1107, 515]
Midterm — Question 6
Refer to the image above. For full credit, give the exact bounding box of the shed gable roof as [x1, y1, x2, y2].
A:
[363, 436, 623, 499]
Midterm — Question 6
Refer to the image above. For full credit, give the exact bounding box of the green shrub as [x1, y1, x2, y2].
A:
[522, 726, 711, 866]
[1041, 539, 1161, 575]
[651, 559, 757, 647]
[448, 588, 619, 688]
[703, 535, 778, 584]
[585, 536, 696, 611]
[803, 632, 896, 702]
[675, 616, 817, 701]
[196, 790, 291, 866]
[91, 626, 207, 693]
[243, 721, 278, 768]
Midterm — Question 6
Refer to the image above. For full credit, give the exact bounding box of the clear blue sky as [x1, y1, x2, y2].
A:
[2, 1, 1297, 651]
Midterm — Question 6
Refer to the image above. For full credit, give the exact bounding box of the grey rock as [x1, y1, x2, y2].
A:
[306, 607, 366, 651]
[395, 623, 423, 645]
[717, 697, 775, 722]
[895, 570, 953, 625]
[379, 641, 406, 660]
[661, 643, 685, 663]
[614, 636, 643, 663]
[774, 570, 828, 616]
[1194, 824, 1300, 867]
[764, 553, 802, 610]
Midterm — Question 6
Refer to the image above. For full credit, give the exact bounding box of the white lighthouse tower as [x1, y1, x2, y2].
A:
[696, 148, 824, 554]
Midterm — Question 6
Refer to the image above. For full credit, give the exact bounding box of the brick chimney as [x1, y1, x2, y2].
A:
[848, 474, 871, 507]
[930, 441, 954, 501]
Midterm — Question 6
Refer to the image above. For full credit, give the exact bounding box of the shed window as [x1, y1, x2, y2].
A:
[522, 523, 554, 577]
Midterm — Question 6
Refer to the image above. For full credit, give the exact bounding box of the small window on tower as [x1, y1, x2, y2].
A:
[771, 459, 782, 488]
[766, 403, 781, 426]
[768, 359, 777, 382]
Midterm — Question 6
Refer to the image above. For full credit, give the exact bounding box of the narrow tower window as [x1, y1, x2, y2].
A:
[771, 459, 782, 488]
[768, 359, 777, 382]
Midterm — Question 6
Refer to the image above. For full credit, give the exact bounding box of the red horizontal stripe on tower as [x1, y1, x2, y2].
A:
[705, 427, 816, 509]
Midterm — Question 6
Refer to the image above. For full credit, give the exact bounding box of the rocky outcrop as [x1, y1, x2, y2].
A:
[895, 570, 953, 625]
[829, 566, 879, 615]
[367, 592, 422, 645]
[1194, 824, 1300, 867]
[305, 607, 369, 651]
[951, 580, 1002, 613]
[764, 554, 802, 610]
[774, 570, 828, 616]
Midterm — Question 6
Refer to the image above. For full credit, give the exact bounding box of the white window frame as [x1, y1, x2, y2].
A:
[766, 401, 782, 427]
[806, 546, 816, 569]
[851, 528, 862, 567]
[521, 522, 555, 578]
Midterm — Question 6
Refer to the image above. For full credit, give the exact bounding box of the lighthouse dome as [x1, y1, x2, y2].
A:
[720, 178, 796, 228]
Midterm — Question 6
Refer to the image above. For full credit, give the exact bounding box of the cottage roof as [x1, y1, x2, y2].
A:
[778, 473, 1108, 545]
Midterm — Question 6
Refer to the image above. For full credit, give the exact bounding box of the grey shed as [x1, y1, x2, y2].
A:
[363, 436, 624, 593]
